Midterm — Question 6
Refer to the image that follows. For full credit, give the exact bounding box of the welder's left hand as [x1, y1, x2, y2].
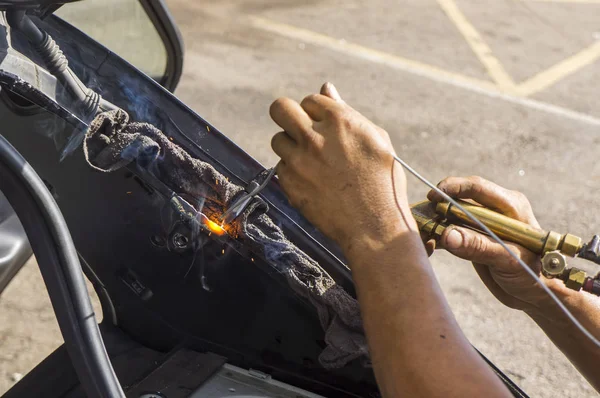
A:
[429, 177, 600, 394]
[427, 176, 564, 313]
[269, 83, 417, 257]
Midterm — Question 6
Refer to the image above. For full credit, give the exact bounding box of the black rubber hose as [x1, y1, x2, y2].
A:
[6, 10, 118, 115]
[6, 11, 90, 104]
[5, 10, 45, 45]
[0, 135, 125, 398]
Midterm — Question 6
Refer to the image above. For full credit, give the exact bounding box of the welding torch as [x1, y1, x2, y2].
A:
[411, 200, 600, 296]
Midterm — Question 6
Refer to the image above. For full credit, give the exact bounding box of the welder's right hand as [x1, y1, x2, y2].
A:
[269, 83, 416, 258]
[427, 176, 566, 314]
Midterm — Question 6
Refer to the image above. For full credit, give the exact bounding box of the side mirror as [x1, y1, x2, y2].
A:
[54, 0, 184, 92]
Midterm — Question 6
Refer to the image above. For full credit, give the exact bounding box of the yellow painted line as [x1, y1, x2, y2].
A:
[517, 41, 600, 96]
[248, 16, 600, 126]
[248, 16, 499, 92]
[437, 0, 516, 92]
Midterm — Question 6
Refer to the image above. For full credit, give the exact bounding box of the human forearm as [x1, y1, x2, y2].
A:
[268, 86, 512, 397]
[347, 204, 510, 398]
[528, 282, 600, 392]
[430, 176, 600, 394]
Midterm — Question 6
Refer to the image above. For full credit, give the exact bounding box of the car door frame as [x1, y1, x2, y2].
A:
[139, 0, 184, 92]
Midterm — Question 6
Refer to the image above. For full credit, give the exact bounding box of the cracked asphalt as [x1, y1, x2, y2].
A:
[2, 1, 600, 396]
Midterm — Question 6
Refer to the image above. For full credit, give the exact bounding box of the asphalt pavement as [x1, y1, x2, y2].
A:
[2, 0, 600, 396]
[167, 1, 600, 396]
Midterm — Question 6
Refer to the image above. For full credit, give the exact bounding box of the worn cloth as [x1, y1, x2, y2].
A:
[83, 110, 368, 368]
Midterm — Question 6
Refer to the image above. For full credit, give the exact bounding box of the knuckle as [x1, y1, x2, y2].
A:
[509, 190, 534, 218]
[509, 188, 522, 198]
[325, 107, 340, 121]
[332, 110, 356, 133]
[436, 177, 453, 190]
[330, 106, 348, 120]
[469, 235, 488, 255]
[437, 176, 462, 193]
[466, 176, 487, 193]
[511, 189, 529, 204]
[301, 94, 319, 106]
[467, 175, 485, 186]
[305, 133, 324, 152]
[270, 132, 281, 148]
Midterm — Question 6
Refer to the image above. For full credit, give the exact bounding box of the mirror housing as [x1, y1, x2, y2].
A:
[54, 0, 184, 92]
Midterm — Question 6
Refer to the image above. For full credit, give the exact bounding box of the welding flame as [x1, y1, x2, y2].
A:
[203, 217, 226, 236]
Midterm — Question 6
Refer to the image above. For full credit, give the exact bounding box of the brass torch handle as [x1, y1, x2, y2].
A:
[436, 200, 583, 257]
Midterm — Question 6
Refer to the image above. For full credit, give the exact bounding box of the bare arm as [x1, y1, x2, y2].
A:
[269, 83, 511, 397]
[348, 208, 510, 397]
[429, 176, 600, 392]
[530, 289, 600, 392]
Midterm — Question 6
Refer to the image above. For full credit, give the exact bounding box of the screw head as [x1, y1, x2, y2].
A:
[172, 233, 189, 249]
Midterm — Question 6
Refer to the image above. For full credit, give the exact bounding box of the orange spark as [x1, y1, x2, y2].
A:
[203, 218, 226, 236]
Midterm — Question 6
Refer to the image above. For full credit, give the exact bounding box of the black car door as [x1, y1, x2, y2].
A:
[0, 2, 526, 397]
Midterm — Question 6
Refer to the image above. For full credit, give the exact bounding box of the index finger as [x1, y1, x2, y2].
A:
[270, 97, 314, 143]
[300, 93, 340, 121]
[427, 176, 537, 225]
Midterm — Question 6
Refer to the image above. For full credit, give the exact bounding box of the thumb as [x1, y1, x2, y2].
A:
[440, 226, 530, 269]
[320, 82, 344, 102]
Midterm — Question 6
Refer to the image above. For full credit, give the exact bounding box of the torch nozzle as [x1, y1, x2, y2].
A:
[220, 167, 277, 225]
